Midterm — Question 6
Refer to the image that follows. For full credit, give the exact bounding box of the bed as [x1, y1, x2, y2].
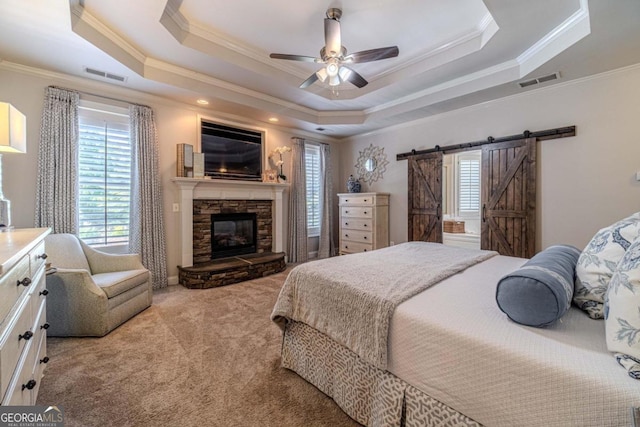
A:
[271, 242, 640, 427]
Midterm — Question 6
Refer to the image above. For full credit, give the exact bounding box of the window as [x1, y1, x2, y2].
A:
[305, 143, 321, 236]
[456, 152, 481, 217]
[78, 102, 131, 246]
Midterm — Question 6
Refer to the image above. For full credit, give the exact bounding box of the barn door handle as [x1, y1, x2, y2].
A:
[437, 204, 441, 220]
[482, 204, 487, 222]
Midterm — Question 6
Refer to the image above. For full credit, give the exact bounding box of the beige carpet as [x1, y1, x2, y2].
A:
[37, 266, 360, 427]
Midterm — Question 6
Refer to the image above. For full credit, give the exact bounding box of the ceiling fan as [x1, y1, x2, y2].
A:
[269, 8, 399, 89]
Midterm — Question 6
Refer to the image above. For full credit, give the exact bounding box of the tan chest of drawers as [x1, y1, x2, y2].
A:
[0, 228, 51, 406]
[338, 193, 389, 255]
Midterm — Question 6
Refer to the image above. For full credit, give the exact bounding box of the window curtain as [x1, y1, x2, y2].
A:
[34, 86, 80, 233]
[129, 105, 168, 290]
[317, 143, 334, 258]
[288, 137, 308, 263]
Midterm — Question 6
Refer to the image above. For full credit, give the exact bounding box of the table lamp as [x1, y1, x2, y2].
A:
[0, 102, 27, 228]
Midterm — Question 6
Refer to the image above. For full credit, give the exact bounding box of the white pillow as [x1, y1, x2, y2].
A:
[604, 238, 640, 379]
[574, 212, 640, 319]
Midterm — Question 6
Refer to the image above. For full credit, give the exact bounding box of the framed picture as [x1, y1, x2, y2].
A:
[263, 169, 278, 183]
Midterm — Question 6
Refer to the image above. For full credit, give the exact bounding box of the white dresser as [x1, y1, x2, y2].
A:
[0, 228, 51, 405]
[338, 192, 389, 255]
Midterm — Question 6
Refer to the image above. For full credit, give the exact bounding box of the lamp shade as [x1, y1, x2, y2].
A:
[0, 102, 27, 153]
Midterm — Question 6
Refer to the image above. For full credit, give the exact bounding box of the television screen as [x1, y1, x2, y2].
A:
[201, 120, 263, 180]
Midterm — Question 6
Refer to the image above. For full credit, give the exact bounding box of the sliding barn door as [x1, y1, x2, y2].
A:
[481, 138, 536, 258]
[408, 152, 443, 243]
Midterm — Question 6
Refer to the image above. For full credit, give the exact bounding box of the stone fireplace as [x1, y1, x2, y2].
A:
[172, 178, 288, 268]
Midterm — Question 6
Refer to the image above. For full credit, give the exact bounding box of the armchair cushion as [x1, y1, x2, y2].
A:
[93, 269, 150, 298]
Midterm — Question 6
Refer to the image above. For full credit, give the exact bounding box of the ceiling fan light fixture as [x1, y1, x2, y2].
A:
[316, 67, 328, 83]
[329, 74, 341, 86]
[326, 61, 339, 77]
[338, 66, 352, 81]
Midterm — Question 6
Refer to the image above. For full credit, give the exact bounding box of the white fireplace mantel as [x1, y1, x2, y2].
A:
[172, 178, 288, 267]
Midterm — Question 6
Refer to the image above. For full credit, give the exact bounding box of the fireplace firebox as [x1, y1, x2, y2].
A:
[211, 213, 257, 259]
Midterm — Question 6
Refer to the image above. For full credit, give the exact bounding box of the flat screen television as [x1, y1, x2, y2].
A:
[200, 120, 263, 180]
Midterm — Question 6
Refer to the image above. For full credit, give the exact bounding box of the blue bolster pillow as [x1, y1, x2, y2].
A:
[496, 245, 581, 327]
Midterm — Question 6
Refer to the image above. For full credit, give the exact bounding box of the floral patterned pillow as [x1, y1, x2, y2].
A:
[574, 213, 640, 319]
[604, 238, 640, 379]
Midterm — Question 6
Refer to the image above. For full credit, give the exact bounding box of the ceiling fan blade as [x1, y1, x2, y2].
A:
[340, 66, 368, 88]
[269, 53, 318, 63]
[324, 18, 341, 57]
[299, 73, 319, 89]
[345, 46, 399, 63]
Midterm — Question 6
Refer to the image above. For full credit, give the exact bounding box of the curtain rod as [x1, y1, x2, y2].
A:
[48, 85, 144, 107]
[395, 126, 576, 160]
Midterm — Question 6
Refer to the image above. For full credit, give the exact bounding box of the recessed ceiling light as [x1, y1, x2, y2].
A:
[196, 99, 209, 105]
[268, 117, 279, 122]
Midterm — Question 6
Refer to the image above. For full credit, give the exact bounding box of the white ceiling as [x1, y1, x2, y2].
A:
[0, 0, 639, 138]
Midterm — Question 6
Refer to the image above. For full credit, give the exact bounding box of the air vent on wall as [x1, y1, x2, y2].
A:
[518, 72, 560, 88]
[84, 67, 127, 82]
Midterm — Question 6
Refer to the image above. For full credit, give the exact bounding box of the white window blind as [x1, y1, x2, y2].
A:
[305, 144, 321, 236]
[78, 104, 131, 247]
[457, 155, 481, 216]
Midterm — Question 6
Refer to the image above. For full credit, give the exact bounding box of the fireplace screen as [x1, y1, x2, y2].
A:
[211, 212, 257, 259]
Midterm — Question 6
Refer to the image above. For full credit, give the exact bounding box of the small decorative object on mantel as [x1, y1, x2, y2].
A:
[346, 175, 361, 193]
[193, 152, 205, 178]
[263, 169, 278, 183]
[176, 143, 193, 177]
[355, 144, 389, 185]
[269, 145, 292, 182]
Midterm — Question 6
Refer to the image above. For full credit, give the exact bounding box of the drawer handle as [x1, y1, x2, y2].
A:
[22, 380, 37, 391]
[17, 277, 32, 287]
[364, 199, 368, 202]
[344, 222, 349, 226]
[364, 249, 367, 252]
[40, 356, 50, 364]
[40, 289, 49, 296]
[345, 234, 349, 237]
[345, 210, 349, 214]
[345, 245, 348, 249]
[364, 236, 367, 240]
[19, 330, 33, 341]
[41, 322, 50, 330]
[364, 211, 368, 214]
[345, 199, 349, 202]
[364, 224, 368, 227]
[37, 253, 48, 260]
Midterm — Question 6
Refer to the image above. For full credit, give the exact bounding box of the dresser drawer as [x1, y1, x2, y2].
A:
[0, 296, 32, 401]
[29, 241, 48, 276]
[341, 206, 373, 218]
[341, 218, 372, 231]
[0, 254, 30, 324]
[341, 229, 373, 244]
[340, 241, 373, 254]
[339, 194, 375, 206]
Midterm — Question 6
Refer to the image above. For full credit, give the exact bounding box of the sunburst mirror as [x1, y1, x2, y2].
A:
[355, 144, 389, 185]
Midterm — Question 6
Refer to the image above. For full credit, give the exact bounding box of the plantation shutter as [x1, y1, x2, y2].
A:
[458, 156, 481, 215]
[78, 105, 132, 246]
[305, 144, 321, 236]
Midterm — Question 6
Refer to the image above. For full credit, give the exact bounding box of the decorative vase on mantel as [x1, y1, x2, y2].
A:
[347, 175, 361, 193]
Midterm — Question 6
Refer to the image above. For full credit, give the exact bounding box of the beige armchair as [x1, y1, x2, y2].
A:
[44, 233, 152, 337]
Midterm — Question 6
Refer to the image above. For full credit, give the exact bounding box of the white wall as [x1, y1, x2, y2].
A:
[340, 64, 640, 251]
[0, 64, 339, 282]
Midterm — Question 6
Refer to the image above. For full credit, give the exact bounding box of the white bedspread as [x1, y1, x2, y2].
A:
[388, 255, 640, 427]
[272, 242, 496, 369]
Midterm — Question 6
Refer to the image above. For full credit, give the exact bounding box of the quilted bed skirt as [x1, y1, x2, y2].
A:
[282, 321, 481, 427]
